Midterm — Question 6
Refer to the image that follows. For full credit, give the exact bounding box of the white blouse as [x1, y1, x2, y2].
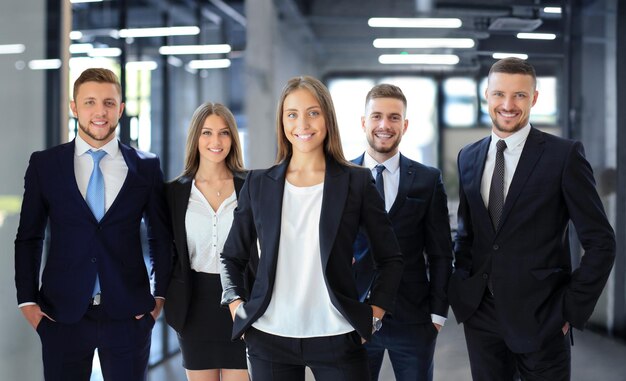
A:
[185, 180, 237, 274]
[253, 180, 353, 337]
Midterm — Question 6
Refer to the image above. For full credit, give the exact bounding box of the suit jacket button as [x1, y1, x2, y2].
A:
[91, 258, 97, 263]
[482, 273, 488, 279]
[493, 244, 499, 250]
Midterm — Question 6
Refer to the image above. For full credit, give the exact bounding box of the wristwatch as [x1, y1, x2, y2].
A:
[372, 316, 383, 333]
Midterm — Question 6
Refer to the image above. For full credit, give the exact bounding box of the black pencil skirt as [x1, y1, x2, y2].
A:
[177, 271, 247, 370]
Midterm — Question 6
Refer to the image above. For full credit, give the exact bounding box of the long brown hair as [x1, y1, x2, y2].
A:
[275, 76, 349, 166]
[179, 102, 244, 179]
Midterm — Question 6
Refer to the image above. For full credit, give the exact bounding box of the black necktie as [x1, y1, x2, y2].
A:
[374, 164, 385, 202]
[488, 139, 507, 230]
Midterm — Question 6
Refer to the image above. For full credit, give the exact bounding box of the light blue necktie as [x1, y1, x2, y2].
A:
[86, 149, 107, 296]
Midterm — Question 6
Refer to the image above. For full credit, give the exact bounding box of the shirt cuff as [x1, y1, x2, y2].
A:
[18, 302, 37, 308]
[154, 296, 165, 300]
[431, 314, 446, 327]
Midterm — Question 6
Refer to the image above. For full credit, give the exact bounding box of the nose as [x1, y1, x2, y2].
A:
[502, 96, 515, 110]
[298, 115, 310, 130]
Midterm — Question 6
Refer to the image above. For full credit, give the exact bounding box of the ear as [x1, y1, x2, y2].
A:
[361, 116, 366, 132]
[70, 101, 78, 118]
[402, 119, 408, 135]
[118, 102, 125, 117]
[531, 90, 539, 107]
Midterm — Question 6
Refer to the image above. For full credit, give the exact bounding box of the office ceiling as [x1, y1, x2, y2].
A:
[70, 0, 568, 75]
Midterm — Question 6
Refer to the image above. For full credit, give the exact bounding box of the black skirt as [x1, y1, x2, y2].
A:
[177, 271, 247, 370]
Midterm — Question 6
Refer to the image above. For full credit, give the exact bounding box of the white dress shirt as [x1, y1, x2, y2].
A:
[186, 182, 237, 274]
[363, 151, 447, 327]
[481, 124, 531, 208]
[253, 181, 354, 337]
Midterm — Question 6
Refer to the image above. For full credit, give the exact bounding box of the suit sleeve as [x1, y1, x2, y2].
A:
[143, 158, 173, 298]
[359, 170, 404, 313]
[15, 152, 48, 305]
[424, 171, 453, 317]
[221, 171, 257, 305]
[453, 149, 474, 279]
[561, 142, 616, 328]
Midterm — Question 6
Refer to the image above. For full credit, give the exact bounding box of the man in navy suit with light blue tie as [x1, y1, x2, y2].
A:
[352, 84, 453, 381]
[15, 68, 172, 381]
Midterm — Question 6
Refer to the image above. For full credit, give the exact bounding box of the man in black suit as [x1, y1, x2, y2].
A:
[352, 83, 453, 381]
[449, 58, 615, 380]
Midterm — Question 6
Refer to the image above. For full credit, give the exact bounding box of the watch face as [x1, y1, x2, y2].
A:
[373, 317, 382, 331]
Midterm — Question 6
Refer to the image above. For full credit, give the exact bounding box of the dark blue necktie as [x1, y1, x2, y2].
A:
[375, 164, 386, 202]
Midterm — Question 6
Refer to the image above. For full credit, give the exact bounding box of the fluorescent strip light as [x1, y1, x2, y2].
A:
[70, 0, 103, 3]
[126, 61, 158, 71]
[167, 56, 183, 67]
[188, 59, 231, 69]
[368, 18, 462, 28]
[118, 26, 200, 38]
[493, 52, 528, 60]
[28, 59, 62, 70]
[159, 44, 231, 55]
[88, 47, 122, 57]
[69, 31, 83, 40]
[69, 43, 94, 54]
[543, 7, 562, 14]
[0, 44, 25, 54]
[378, 54, 459, 65]
[373, 38, 474, 49]
[516, 32, 556, 40]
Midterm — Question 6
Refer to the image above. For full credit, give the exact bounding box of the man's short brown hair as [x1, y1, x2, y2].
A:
[73, 68, 122, 101]
[364, 83, 407, 116]
[488, 58, 537, 87]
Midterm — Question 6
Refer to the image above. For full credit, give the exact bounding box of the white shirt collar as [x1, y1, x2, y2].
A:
[75, 133, 120, 158]
[363, 151, 400, 174]
[491, 123, 531, 151]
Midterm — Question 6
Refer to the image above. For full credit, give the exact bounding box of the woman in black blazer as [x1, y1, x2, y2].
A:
[164, 102, 250, 381]
[220, 76, 404, 381]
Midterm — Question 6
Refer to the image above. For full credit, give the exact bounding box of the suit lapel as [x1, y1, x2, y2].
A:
[174, 178, 193, 269]
[260, 161, 288, 273]
[319, 157, 349, 270]
[467, 137, 494, 233]
[101, 142, 133, 222]
[497, 127, 545, 233]
[388, 154, 414, 218]
[58, 140, 99, 222]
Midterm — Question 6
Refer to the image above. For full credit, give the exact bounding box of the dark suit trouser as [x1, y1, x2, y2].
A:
[463, 293, 571, 381]
[37, 305, 154, 381]
[365, 317, 438, 381]
[244, 326, 370, 381]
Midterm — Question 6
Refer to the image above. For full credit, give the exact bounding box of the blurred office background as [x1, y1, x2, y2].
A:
[1, 0, 624, 379]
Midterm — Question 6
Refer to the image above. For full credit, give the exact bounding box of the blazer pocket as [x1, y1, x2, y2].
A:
[530, 267, 565, 280]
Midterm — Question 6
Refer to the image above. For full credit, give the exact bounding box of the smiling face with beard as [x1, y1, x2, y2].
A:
[70, 81, 124, 148]
[362, 97, 408, 163]
[485, 72, 538, 138]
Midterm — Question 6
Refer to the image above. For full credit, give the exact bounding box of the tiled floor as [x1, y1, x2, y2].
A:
[148, 313, 626, 381]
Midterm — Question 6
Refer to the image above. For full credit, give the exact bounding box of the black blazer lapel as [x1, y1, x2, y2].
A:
[497, 127, 545, 232]
[319, 157, 349, 270]
[172, 178, 193, 271]
[466, 137, 494, 234]
[259, 162, 288, 277]
[388, 154, 414, 218]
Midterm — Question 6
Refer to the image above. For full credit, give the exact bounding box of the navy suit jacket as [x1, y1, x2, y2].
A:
[220, 156, 404, 341]
[15, 140, 173, 324]
[352, 154, 453, 324]
[449, 127, 615, 353]
[163, 173, 258, 332]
